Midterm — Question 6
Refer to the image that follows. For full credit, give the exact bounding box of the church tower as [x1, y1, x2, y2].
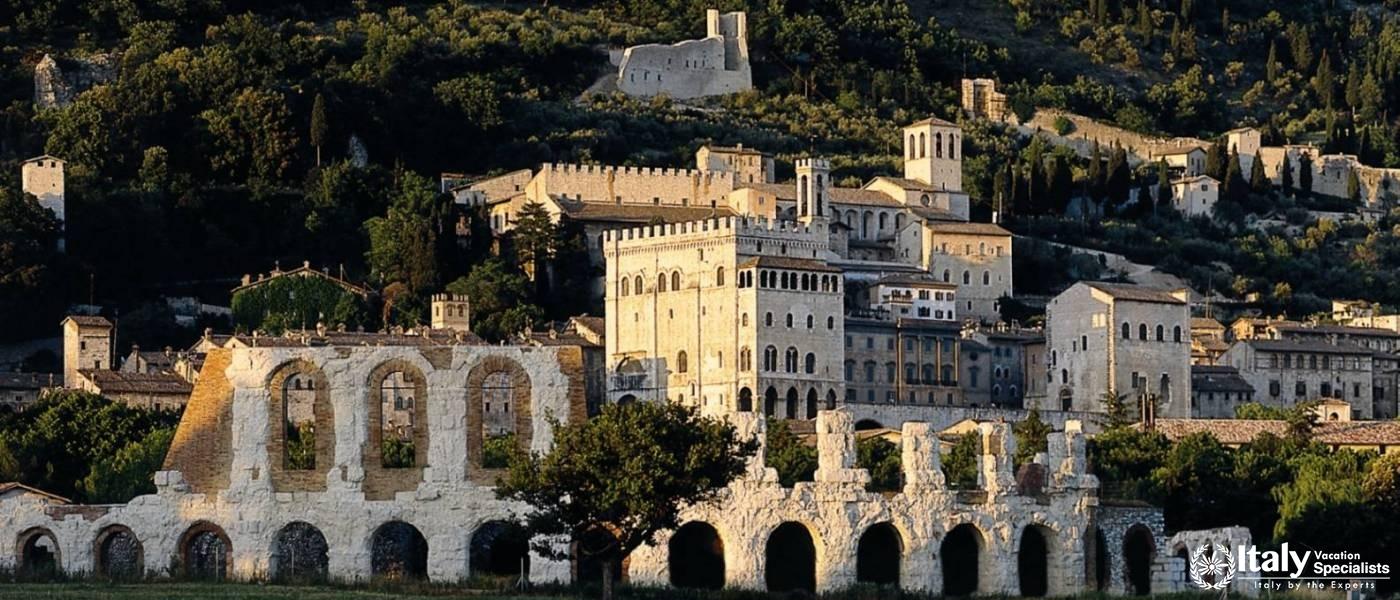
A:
[902, 117, 963, 192]
[431, 293, 471, 332]
[796, 157, 830, 223]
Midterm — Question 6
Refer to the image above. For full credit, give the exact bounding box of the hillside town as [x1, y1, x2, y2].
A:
[1, 2, 1399, 599]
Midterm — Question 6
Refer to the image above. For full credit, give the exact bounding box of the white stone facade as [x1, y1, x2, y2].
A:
[616, 10, 752, 100]
[1170, 175, 1219, 218]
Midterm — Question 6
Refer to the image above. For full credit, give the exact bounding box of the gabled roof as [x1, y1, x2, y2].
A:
[558, 201, 735, 224]
[78, 370, 193, 395]
[1172, 175, 1219, 185]
[737, 256, 842, 273]
[1156, 145, 1206, 156]
[907, 116, 958, 128]
[925, 222, 1012, 236]
[828, 187, 902, 208]
[1190, 317, 1225, 331]
[1083, 282, 1187, 305]
[1152, 418, 1400, 447]
[22, 155, 64, 165]
[61, 315, 112, 328]
[874, 274, 956, 288]
[868, 176, 941, 193]
[0, 482, 70, 504]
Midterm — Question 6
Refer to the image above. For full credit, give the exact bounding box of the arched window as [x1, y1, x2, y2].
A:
[764, 346, 778, 371]
[908, 135, 916, 159]
[949, 134, 956, 159]
[963, 271, 971, 285]
[1122, 322, 1131, 339]
[621, 277, 629, 297]
[827, 316, 835, 330]
[671, 271, 681, 291]
[677, 351, 688, 374]
[1139, 324, 1148, 341]
[658, 274, 668, 293]
[379, 370, 417, 469]
[936, 132, 944, 158]
[982, 271, 990, 285]
[943, 269, 951, 283]
[804, 353, 816, 374]
[786, 314, 794, 328]
[806, 315, 814, 329]
[634, 275, 643, 294]
[785, 347, 799, 373]
[922, 364, 935, 383]
[740, 347, 752, 371]
[879, 212, 888, 231]
[716, 267, 725, 286]
[1155, 324, 1164, 341]
[765, 312, 773, 327]
[1173, 326, 1182, 342]
[919, 133, 927, 158]
[742, 313, 749, 327]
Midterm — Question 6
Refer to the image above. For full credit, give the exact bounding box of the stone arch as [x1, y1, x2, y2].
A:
[1123, 524, 1155, 595]
[363, 359, 429, 499]
[466, 355, 533, 481]
[825, 389, 837, 410]
[93, 524, 143, 580]
[669, 521, 724, 590]
[1018, 524, 1053, 597]
[267, 359, 334, 492]
[1090, 526, 1110, 591]
[371, 521, 429, 581]
[940, 523, 985, 596]
[738, 387, 753, 412]
[805, 388, 818, 419]
[470, 520, 530, 583]
[856, 522, 902, 586]
[177, 521, 231, 580]
[784, 387, 798, 419]
[765, 522, 817, 593]
[16, 526, 60, 578]
[573, 527, 627, 586]
[854, 419, 884, 430]
[270, 521, 328, 583]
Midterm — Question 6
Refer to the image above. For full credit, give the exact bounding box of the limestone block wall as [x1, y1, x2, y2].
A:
[627, 412, 1101, 595]
[529, 163, 736, 207]
[616, 33, 751, 99]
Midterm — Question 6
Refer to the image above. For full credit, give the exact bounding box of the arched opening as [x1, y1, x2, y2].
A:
[856, 522, 902, 586]
[940, 524, 984, 596]
[805, 389, 818, 419]
[1092, 527, 1110, 591]
[17, 527, 60, 578]
[854, 419, 883, 431]
[1123, 525, 1155, 595]
[468, 357, 532, 475]
[470, 520, 530, 585]
[371, 521, 429, 581]
[738, 387, 753, 412]
[765, 522, 816, 593]
[826, 389, 837, 410]
[617, 394, 637, 405]
[271, 522, 328, 583]
[178, 522, 230, 581]
[1059, 388, 1073, 411]
[764, 386, 777, 417]
[1018, 525, 1050, 597]
[378, 369, 419, 468]
[785, 387, 798, 419]
[669, 522, 724, 590]
[94, 525, 143, 580]
[280, 370, 318, 471]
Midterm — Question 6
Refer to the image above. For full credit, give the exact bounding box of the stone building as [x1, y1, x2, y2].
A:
[1153, 146, 1206, 177]
[961, 78, 1010, 122]
[1224, 128, 1261, 180]
[1044, 283, 1192, 417]
[1189, 317, 1228, 365]
[616, 10, 752, 99]
[61, 315, 112, 388]
[1188, 365, 1254, 419]
[21, 155, 65, 251]
[1219, 339, 1377, 419]
[867, 275, 958, 321]
[1169, 175, 1218, 218]
[603, 217, 846, 417]
[73, 370, 193, 412]
[964, 325, 1043, 410]
[842, 317, 968, 408]
[0, 373, 57, 413]
[919, 222, 1013, 322]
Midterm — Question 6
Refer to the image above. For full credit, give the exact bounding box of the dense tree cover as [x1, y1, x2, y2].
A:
[497, 401, 756, 600]
[0, 187, 67, 341]
[0, 390, 180, 502]
[230, 273, 370, 333]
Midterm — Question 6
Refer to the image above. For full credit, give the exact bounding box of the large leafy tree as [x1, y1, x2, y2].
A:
[0, 188, 67, 342]
[497, 402, 757, 600]
[364, 171, 454, 298]
[445, 259, 543, 342]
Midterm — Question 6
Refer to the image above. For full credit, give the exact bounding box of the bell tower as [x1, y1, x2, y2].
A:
[796, 157, 830, 223]
[902, 117, 963, 192]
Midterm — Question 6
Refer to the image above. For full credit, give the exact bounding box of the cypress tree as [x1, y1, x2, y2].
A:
[1265, 40, 1280, 82]
[1136, 0, 1152, 39]
[1089, 140, 1104, 201]
[1298, 154, 1313, 196]
[1225, 149, 1245, 202]
[1205, 140, 1226, 180]
[1157, 159, 1172, 214]
[1348, 169, 1361, 203]
[1250, 154, 1270, 195]
[310, 93, 328, 167]
[1346, 61, 1363, 111]
[1313, 50, 1335, 108]
[1280, 154, 1294, 195]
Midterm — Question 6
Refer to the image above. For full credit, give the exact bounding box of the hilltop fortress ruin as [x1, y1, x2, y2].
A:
[615, 10, 753, 99]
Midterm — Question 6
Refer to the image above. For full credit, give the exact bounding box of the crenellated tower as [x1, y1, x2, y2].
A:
[795, 157, 831, 223]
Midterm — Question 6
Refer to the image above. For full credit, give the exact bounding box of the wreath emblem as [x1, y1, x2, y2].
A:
[1190, 543, 1236, 590]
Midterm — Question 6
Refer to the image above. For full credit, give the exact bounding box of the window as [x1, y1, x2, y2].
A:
[1081, 335, 1087, 351]
[1122, 323, 1131, 339]
[885, 362, 896, 382]
[804, 353, 816, 374]
[658, 274, 667, 292]
[765, 313, 773, 327]
[1155, 325, 1164, 342]
[982, 271, 990, 285]
[1173, 326, 1182, 343]
[671, 271, 681, 291]
[1296, 381, 1306, 397]
[1139, 324, 1148, 340]
[740, 347, 752, 372]
[864, 361, 876, 382]
[715, 267, 725, 286]
[806, 315, 814, 329]
[281, 372, 318, 471]
[676, 351, 688, 374]
[844, 361, 854, 381]
[621, 278, 629, 296]
[827, 316, 835, 330]
[786, 314, 794, 328]
[785, 347, 798, 373]
[634, 275, 643, 294]
[963, 271, 971, 285]
[379, 370, 417, 468]
[763, 346, 778, 371]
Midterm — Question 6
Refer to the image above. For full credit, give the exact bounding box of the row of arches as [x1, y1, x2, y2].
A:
[16, 520, 529, 583]
[736, 386, 837, 419]
[1121, 322, 1184, 343]
[666, 520, 1051, 595]
[907, 131, 959, 161]
[842, 208, 906, 241]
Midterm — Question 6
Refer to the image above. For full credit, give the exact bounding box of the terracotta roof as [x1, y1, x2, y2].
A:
[908, 205, 963, 222]
[908, 116, 958, 128]
[0, 482, 70, 503]
[925, 222, 1012, 236]
[737, 256, 842, 273]
[1152, 418, 1400, 447]
[739, 182, 795, 200]
[78, 370, 193, 395]
[1272, 323, 1400, 338]
[61, 315, 112, 328]
[1240, 339, 1374, 355]
[1190, 365, 1254, 394]
[1084, 282, 1186, 305]
[828, 187, 902, 207]
[0, 372, 55, 390]
[559, 201, 735, 223]
[870, 176, 941, 192]
[1156, 145, 1206, 156]
[1191, 317, 1225, 330]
